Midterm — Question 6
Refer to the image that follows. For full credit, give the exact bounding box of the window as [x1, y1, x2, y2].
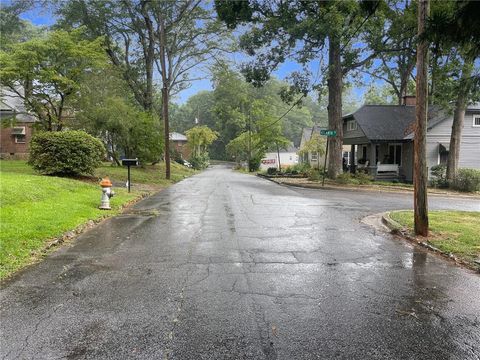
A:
[311, 152, 318, 161]
[12, 127, 26, 135]
[347, 120, 357, 131]
[388, 144, 402, 165]
[15, 134, 26, 143]
[12, 126, 26, 143]
[473, 116, 480, 127]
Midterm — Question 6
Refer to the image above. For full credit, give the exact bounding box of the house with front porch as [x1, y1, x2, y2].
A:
[343, 99, 480, 182]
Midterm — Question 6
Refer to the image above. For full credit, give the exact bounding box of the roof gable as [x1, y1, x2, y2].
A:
[347, 105, 416, 141]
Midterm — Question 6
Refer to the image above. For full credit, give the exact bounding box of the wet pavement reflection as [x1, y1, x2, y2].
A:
[1, 165, 479, 359]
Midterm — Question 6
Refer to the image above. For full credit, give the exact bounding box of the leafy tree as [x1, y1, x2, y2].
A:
[299, 132, 326, 170]
[0, 0, 40, 50]
[226, 98, 289, 171]
[73, 69, 163, 164]
[363, 1, 417, 105]
[0, 28, 106, 131]
[211, 65, 251, 158]
[58, 0, 232, 179]
[57, 0, 156, 111]
[171, 66, 319, 160]
[185, 125, 219, 158]
[215, 0, 389, 178]
[171, 91, 216, 134]
[426, 1, 480, 183]
[363, 84, 397, 105]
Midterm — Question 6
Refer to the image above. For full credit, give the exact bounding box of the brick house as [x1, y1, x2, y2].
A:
[169, 132, 190, 160]
[0, 88, 37, 159]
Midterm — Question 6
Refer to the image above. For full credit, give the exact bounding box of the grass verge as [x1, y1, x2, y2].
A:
[95, 161, 196, 186]
[390, 210, 480, 265]
[0, 160, 196, 279]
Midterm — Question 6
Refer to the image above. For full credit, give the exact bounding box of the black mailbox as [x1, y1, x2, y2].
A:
[122, 158, 138, 192]
[122, 158, 139, 166]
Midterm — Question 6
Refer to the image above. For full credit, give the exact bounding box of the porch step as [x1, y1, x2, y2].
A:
[375, 173, 399, 181]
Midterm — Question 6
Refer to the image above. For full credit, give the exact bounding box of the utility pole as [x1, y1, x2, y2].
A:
[248, 113, 252, 172]
[414, 0, 429, 236]
[276, 142, 281, 172]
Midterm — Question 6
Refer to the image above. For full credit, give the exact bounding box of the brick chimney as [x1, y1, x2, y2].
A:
[403, 95, 416, 106]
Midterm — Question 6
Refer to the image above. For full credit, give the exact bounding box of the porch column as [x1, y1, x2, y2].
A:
[350, 144, 355, 173]
[370, 142, 377, 177]
[370, 143, 376, 166]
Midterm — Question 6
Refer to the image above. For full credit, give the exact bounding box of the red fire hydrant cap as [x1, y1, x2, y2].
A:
[100, 177, 113, 187]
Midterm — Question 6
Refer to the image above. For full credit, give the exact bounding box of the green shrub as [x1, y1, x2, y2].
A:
[29, 130, 105, 176]
[289, 162, 310, 175]
[430, 164, 447, 188]
[249, 157, 261, 172]
[189, 153, 210, 170]
[335, 172, 372, 185]
[452, 168, 480, 192]
[354, 172, 373, 184]
[267, 167, 277, 175]
[336, 173, 354, 184]
[307, 168, 322, 181]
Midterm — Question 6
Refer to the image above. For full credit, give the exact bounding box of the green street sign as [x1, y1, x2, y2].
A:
[320, 129, 337, 137]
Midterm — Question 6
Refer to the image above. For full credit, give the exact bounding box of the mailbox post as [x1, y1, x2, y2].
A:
[122, 158, 139, 192]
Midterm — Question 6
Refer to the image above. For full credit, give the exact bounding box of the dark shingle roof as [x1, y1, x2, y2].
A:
[0, 87, 37, 123]
[346, 103, 479, 141]
[346, 105, 416, 141]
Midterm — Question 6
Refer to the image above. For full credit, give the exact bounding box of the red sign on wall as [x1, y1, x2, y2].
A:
[261, 159, 276, 165]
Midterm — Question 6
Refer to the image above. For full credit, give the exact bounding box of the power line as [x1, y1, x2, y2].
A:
[258, 1, 381, 132]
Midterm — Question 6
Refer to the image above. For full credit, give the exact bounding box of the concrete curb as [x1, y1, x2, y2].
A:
[256, 174, 337, 191]
[256, 174, 480, 198]
[382, 212, 480, 273]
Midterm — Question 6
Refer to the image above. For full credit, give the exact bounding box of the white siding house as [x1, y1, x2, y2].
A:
[343, 101, 480, 182]
[260, 144, 299, 171]
[424, 107, 480, 171]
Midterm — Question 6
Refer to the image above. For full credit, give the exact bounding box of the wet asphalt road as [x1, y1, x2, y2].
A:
[1, 165, 479, 360]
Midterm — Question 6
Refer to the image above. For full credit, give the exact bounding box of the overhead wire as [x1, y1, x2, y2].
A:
[257, 1, 381, 131]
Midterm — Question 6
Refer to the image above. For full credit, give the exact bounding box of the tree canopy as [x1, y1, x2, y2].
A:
[0, 28, 106, 131]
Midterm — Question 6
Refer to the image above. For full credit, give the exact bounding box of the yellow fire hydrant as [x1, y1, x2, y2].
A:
[99, 177, 115, 210]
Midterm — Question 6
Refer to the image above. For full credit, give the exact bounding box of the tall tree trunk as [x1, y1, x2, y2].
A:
[446, 60, 473, 183]
[414, 0, 429, 236]
[327, 36, 343, 179]
[159, 18, 170, 180]
[162, 87, 170, 179]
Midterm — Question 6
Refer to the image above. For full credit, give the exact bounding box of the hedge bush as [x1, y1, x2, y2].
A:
[267, 167, 277, 175]
[452, 168, 480, 192]
[336, 172, 373, 185]
[430, 164, 448, 188]
[29, 130, 105, 176]
[189, 152, 210, 170]
[307, 168, 322, 181]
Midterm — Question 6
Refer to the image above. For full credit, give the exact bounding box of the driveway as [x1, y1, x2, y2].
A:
[1, 165, 479, 359]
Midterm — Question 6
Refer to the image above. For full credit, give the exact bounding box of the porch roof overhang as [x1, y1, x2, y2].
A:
[343, 137, 412, 146]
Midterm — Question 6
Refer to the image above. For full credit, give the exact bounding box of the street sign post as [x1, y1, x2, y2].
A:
[320, 129, 337, 137]
[122, 158, 139, 193]
[320, 130, 336, 186]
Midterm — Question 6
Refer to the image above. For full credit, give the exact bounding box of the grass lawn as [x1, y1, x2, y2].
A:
[95, 161, 196, 186]
[390, 210, 480, 264]
[0, 160, 195, 279]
